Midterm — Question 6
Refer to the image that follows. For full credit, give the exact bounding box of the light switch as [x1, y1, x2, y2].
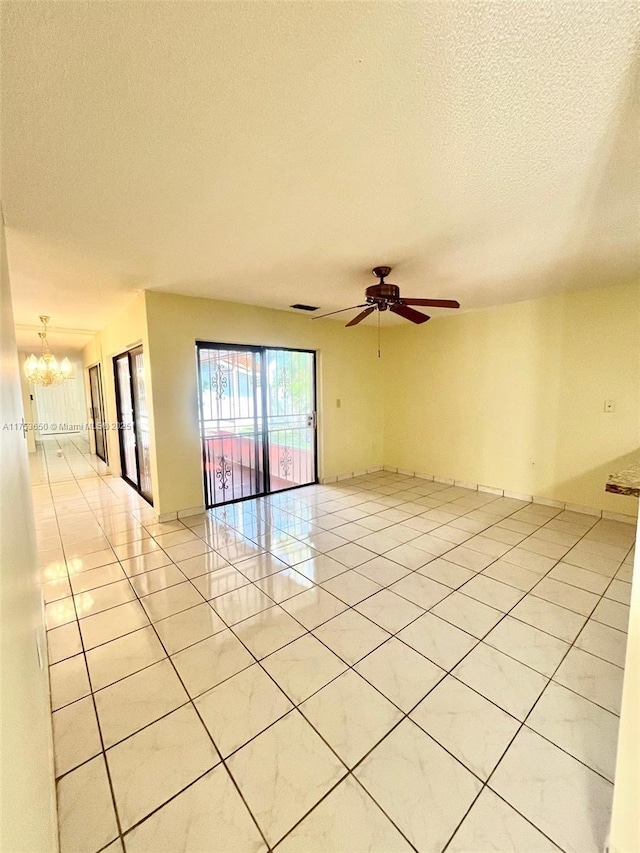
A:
[336, 399, 341, 408]
[604, 400, 615, 413]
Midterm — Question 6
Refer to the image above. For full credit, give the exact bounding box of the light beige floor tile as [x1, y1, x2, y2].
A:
[356, 637, 445, 712]
[236, 552, 291, 580]
[432, 592, 503, 638]
[280, 586, 347, 630]
[484, 617, 570, 676]
[411, 676, 519, 779]
[57, 755, 119, 853]
[95, 658, 189, 747]
[129, 563, 188, 596]
[154, 602, 227, 655]
[417, 558, 476, 589]
[276, 775, 413, 853]
[70, 563, 127, 594]
[50, 653, 91, 711]
[48, 621, 83, 664]
[42, 577, 72, 603]
[254, 567, 314, 602]
[453, 642, 547, 721]
[490, 728, 612, 853]
[301, 670, 402, 767]
[327, 542, 377, 568]
[398, 612, 477, 670]
[591, 598, 630, 632]
[171, 629, 254, 698]
[164, 540, 212, 563]
[527, 682, 619, 782]
[227, 710, 346, 847]
[261, 634, 347, 704]
[86, 625, 166, 691]
[355, 555, 411, 586]
[458, 574, 525, 612]
[174, 549, 232, 578]
[52, 695, 102, 778]
[448, 788, 561, 853]
[232, 605, 306, 659]
[79, 600, 150, 650]
[575, 619, 627, 667]
[293, 554, 349, 584]
[548, 563, 610, 595]
[313, 610, 390, 665]
[114, 539, 162, 561]
[123, 764, 266, 853]
[120, 550, 173, 577]
[483, 560, 542, 591]
[553, 647, 623, 715]
[190, 565, 251, 599]
[388, 573, 450, 609]
[604, 579, 631, 606]
[211, 584, 274, 625]
[321, 569, 382, 606]
[196, 663, 292, 756]
[140, 581, 205, 622]
[45, 597, 77, 629]
[510, 596, 587, 644]
[355, 589, 424, 633]
[75, 579, 137, 618]
[354, 719, 481, 852]
[531, 578, 599, 617]
[107, 704, 219, 830]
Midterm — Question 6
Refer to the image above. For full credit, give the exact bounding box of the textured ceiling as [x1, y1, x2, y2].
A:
[2, 1, 638, 336]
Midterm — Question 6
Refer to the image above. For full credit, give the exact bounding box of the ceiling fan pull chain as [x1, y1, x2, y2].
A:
[378, 308, 381, 358]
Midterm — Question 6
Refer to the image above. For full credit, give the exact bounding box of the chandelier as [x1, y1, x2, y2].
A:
[23, 316, 73, 387]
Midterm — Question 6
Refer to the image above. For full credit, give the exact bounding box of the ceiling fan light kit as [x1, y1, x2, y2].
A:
[312, 266, 460, 326]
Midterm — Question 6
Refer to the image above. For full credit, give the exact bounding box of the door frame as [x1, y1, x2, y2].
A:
[196, 341, 318, 509]
[87, 362, 108, 464]
[113, 345, 153, 505]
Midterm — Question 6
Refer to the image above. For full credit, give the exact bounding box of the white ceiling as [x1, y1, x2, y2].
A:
[2, 1, 638, 336]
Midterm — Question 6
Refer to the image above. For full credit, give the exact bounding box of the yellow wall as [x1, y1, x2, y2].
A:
[144, 291, 384, 516]
[82, 293, 158, 499]
[383, 283, 639, 515]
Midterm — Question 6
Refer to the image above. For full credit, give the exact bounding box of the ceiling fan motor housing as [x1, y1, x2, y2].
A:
[366, 282, 400, 303]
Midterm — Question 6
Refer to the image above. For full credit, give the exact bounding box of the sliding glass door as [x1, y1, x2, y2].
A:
[114, 346, 153, 503]
[88, 363, 108, 463]
[197, 343, 317, 508]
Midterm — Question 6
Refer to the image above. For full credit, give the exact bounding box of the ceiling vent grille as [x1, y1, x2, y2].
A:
[290, 304, 319, 311]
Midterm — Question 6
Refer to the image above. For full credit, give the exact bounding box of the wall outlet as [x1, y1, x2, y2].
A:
[604, 400, 615, 413]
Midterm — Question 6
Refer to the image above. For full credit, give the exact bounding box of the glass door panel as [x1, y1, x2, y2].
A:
[115, 354, 138, 485]
[197, 345, 265, 507]
[130, 347, 152, 502]
[88, 364, 108, 463]
[197, 343, 316, 508]
[114, 347, 153, 503]
[264, 349, 316, 493]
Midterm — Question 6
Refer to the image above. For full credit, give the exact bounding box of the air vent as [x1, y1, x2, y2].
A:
[290, 304, 319, 312]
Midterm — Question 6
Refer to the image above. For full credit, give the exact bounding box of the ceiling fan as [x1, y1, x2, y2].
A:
[312, 266, 460, 326]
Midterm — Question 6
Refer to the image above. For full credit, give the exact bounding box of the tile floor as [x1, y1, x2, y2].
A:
[36, 437, 635, 853]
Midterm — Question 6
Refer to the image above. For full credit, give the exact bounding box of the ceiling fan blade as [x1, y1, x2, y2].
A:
[398, 298, 460, 308]
[311, 303, 368, 320]
[390, 304, 430, 324]
[346, 306, 376, 327]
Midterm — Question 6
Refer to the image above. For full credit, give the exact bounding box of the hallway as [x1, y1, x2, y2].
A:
[38, 439, 633, 852]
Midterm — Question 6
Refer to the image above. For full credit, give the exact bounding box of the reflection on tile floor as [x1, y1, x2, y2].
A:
[35, 437, 635, 852]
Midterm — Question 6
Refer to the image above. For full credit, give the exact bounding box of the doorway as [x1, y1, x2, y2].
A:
[88, 364, 108, 463]
[196, 343, 317, 508]
[113, 345, 153, 503]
